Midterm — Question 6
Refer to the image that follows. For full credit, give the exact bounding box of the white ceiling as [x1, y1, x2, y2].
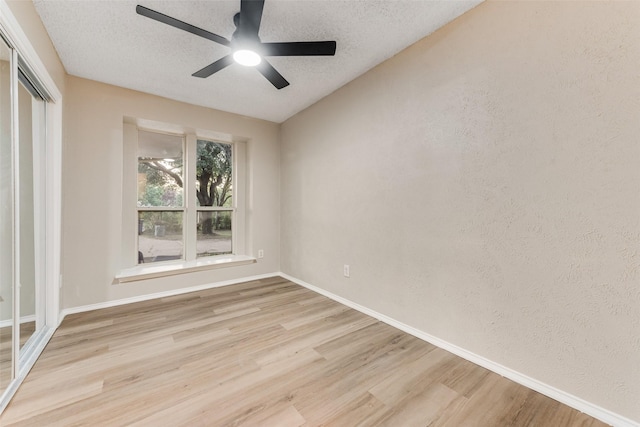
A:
[33, 0, 481, 123]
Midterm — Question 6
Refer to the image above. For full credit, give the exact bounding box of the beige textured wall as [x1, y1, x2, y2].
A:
[63, 76, 280, 308]
[281, 0, 640, 421]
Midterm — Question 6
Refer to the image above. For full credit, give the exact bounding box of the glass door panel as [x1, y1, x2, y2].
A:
[17, 75, 45, 353]
[0, 38, 13, 394]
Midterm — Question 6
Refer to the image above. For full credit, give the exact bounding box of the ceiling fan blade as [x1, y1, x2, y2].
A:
[136, 5, 230, 47]
[261, 41, 337, 56]
[192, 55, 234, 78]
[239, 0, 265, 37]
[256, 59, 289, 89]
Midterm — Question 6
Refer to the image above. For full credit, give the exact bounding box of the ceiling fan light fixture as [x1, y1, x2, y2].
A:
[233, 49, 261, 67]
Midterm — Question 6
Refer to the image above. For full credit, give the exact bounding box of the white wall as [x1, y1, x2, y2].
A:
[281, 0, 640, 422]
[63, 76, 280, 308]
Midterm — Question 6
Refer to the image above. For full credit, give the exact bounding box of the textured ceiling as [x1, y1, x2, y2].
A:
[33, 0, 481, 123]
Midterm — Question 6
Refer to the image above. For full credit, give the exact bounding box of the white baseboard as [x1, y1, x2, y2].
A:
[279, 272, 638, 427]
[59, 272, 281, 322]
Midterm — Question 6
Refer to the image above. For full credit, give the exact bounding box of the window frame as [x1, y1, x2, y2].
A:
[120, 121, 248, 279]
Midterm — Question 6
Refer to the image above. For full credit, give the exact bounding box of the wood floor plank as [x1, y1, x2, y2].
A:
[436, 372, 534, 426]
[316, 392, 388, 427]
[374, 382, 461, 427]
[0, 277, 611, 426]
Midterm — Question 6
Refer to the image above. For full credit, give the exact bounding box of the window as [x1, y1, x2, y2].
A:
[134, 129, 240, 265]
[137, 130, 184, 263]
[195, 140, 233, 258]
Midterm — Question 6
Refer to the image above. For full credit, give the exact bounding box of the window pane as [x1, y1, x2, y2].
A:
[196, 210, 232, 257]
[138, 211, 183, 263]
[138, 131, 183, 207]
[196, 140, 232, 208]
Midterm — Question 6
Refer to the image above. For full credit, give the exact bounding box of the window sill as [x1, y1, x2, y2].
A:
[115, 255, 256, 284]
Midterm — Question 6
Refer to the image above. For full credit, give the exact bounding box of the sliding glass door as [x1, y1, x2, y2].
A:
[0, 3, 62, 413]
[0, 31, 51, 406]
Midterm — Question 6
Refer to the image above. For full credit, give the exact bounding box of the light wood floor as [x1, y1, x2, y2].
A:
[1, 277, 608, 426]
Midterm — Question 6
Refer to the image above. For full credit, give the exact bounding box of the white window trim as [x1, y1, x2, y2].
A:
[119, 120, 251, 283]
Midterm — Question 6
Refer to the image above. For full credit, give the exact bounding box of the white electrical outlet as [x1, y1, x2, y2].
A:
[257, 249, 264, 259]
[343, 264, 350, 278]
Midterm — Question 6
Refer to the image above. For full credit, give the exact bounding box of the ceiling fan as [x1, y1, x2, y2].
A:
[136, 0, 337, 89]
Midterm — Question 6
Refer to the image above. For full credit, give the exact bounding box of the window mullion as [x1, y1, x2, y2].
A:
[233, 141, 246, 256]
[184, 134, 197, 261]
